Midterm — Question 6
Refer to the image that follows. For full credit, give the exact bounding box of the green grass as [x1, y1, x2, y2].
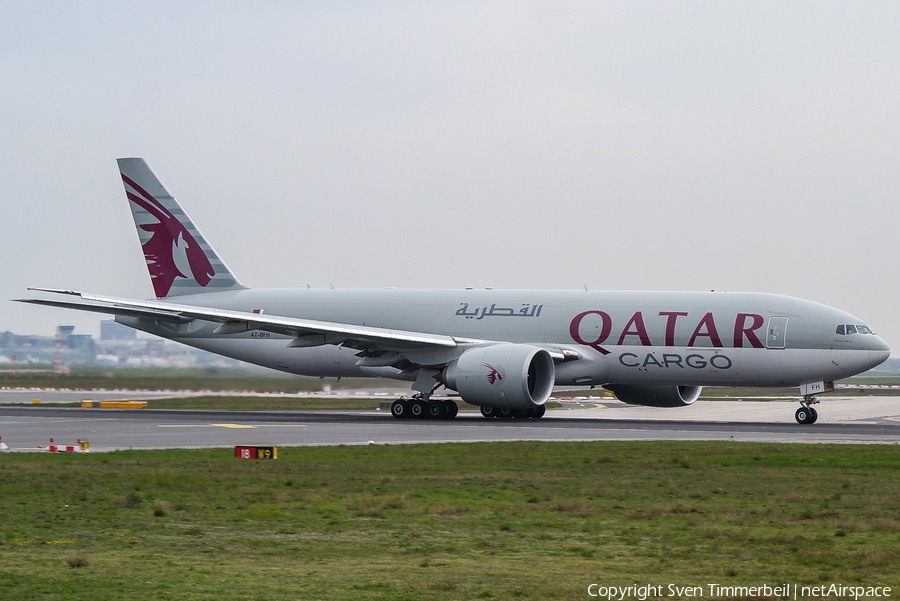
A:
[138, 397, 560, 412]
[136, 395, 387, 412]
[1, 396, 563, 412]
[0, 367, 371, 393]
[699, 386, 900, 400]
[700, 386, 798, 400]
[0, 442, 898, 600]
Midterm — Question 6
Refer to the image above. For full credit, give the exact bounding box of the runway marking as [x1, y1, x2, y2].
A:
[159, 424, 308, 429]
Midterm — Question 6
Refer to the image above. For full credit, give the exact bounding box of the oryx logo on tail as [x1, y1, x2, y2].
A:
[121, 174, 214, 298]
[117, 158, 243, 299]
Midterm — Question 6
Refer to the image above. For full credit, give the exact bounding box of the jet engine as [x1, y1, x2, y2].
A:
[443, 344, 555, 410]
[604, 384, 701, 407]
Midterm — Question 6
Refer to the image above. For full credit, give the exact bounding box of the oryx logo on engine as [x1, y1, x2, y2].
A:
[484, 363, 504, 385]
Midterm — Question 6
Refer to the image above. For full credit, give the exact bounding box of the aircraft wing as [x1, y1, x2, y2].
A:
[16, 289, 477, 350]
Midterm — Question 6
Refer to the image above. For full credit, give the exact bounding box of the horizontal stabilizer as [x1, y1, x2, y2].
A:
[15, 298, 189, 321]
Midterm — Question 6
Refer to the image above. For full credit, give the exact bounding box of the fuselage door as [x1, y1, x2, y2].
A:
[766, 316, 788, 349]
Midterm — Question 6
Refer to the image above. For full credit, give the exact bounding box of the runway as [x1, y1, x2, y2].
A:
[1, 398, 898, 451]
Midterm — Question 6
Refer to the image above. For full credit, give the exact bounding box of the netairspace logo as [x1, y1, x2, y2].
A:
[586, 583, 892, 600]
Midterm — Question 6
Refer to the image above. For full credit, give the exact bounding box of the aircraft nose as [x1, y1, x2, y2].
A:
[868, 335, 891, 367]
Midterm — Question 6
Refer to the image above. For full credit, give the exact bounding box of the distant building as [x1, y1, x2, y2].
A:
[100, 320, 137, 341]
[56, 325, 75, 340]
[67, 334, 94, 350]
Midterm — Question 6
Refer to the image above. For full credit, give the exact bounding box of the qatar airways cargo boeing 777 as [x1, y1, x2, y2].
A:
[17, 158, 891, 423]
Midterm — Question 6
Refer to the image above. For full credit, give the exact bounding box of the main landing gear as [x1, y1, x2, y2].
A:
[390, 393, 458, 420]
[795, 396, 819, 424]
[389, 395, 547, 420]
[479, 405, 545, 419]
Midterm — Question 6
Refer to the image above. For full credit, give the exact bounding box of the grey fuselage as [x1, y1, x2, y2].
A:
[118, 288, 891, 389]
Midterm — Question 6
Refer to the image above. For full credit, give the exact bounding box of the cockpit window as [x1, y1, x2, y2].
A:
[836, 324, 873, 336]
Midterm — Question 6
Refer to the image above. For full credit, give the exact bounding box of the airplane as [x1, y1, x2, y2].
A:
[16, 158, 891, 424]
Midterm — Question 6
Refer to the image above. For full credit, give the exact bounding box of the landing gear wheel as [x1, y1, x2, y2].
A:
[514, 408, 532, 418]
[496, 407, 513, 419]
[410, 399, 426, 419]
[530, 405, 546, 419]
[390, 399, 409, 419]
[443, 400, 458, 419]
[797, 395, 820, 424]
[480, 406, 496, 418]
[426, 399, 444, 419]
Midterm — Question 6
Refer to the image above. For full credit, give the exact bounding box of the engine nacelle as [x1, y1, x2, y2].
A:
[605, 384, 701, 407]
[444, 344, 555, 410]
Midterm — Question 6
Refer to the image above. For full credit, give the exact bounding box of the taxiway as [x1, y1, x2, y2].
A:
[0, 396, 898, 451]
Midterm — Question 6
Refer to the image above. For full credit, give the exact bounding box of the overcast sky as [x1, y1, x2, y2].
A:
[2, 2, 899, 353]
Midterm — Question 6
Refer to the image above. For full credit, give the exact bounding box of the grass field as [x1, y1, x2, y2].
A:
[0, 396, 388, 412]
[4, 367, 899, 399]
[0, 367, 372, 394]
[5, 396, 563, 412]
[700, 386, 900, 400]
[128, 395, 393, 412]
[1, 442, 898, 600]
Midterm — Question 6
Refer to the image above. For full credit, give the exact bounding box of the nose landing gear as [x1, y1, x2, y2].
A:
[795, 396, 819, 424]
